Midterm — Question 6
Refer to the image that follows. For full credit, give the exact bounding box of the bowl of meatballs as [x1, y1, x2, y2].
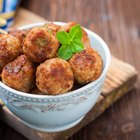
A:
[0, 21, 111, 132]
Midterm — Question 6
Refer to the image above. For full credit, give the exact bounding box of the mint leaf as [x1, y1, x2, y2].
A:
[56, 31, 71, 44]
[58, 44, 73, 60]
[69, 24, 82, 40]
[57, 24, 85, 60]
[71, 39, 84, 53]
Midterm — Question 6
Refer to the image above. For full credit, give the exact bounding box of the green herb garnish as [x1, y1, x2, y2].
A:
[56, 24, 84, 60]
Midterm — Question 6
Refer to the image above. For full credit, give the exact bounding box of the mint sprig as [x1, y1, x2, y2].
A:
[58, 44, 72, 60]
[69, 25, 82, 39]
[57, 31, 71, 44]
[56, 24, 84, 60]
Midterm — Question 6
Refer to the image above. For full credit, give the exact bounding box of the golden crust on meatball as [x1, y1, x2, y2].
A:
[81, 28, 91, 48]
[59, 22, 91, 48]
[69, 47, 103, 84]
[92, 51, 103, 80]
[44, 23, 60, 36]
[9, 29, 29, 46]
[0, 34, 22, 71]
[2, 55, 36, 92]
[59, 22, 77, 32]
[23, 27, 60, 63]
[36, 58, 74, 95]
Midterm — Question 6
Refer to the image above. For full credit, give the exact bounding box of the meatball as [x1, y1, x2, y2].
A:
[59, 22, 77, 32]
[0, 34, 21, 71]
[9, 29, 29, 47]
[81, 28, 91, 48]
[43, 23, 60, 36]
[2, 55, 36, 92]
[59, 22, 91, 48]
[69, 47, 103, 84]
[36, 58, 74, 95]
[23, 27, 60, 63]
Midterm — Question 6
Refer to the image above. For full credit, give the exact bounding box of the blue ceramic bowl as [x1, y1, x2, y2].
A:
[0, 22, 111, 132]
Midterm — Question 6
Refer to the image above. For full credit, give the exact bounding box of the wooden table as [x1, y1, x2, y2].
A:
[0, 0, 140, 140]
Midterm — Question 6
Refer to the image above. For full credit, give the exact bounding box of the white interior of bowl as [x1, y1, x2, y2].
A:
[0, 22, 111, 99]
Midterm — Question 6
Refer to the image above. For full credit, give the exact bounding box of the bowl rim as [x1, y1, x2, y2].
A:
[0, 21, 111, 99]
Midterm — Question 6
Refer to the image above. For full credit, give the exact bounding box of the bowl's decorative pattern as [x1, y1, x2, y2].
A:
[0, 76, 104, 112]
[1, 92, 87, 112]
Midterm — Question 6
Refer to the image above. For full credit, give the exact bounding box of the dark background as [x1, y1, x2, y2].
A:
[0, 0, 140, 140]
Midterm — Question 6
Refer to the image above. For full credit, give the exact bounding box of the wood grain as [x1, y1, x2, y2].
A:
[0, 0, 140, 139]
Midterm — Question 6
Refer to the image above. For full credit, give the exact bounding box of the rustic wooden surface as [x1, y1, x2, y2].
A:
[0, 0, 140, 139]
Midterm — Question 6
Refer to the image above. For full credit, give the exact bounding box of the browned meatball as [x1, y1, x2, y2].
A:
[43, 23, 60, 36]
[0, 34, 21, 71]
[59, 22, 77, 32]
[69, 47, 103, 84]
[2, 55, 36, 92]
[9, 29, 29, 46]
[23, 27, 60, 63]
[36, 58, 74, 95]
[81, 28, 91, 48]
[59, 22, 91, 48]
